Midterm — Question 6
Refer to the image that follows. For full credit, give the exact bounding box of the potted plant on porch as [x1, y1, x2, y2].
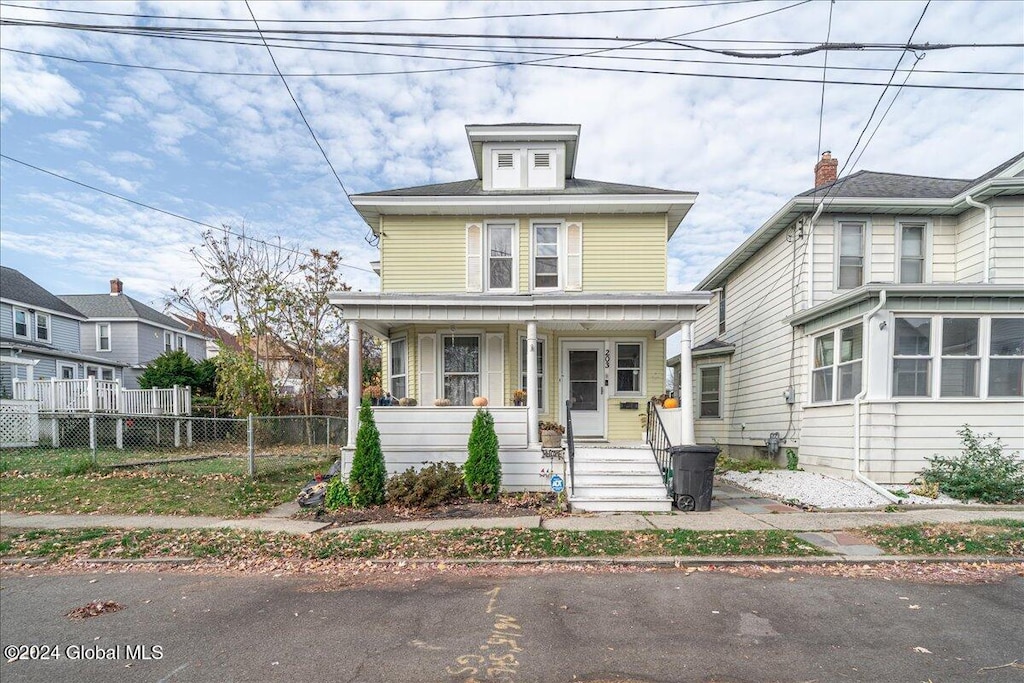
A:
[512, 389, 527, 407]
[539, 420, 565, 448]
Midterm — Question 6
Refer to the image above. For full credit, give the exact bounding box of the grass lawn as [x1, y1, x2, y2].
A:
[863, 519, 1024, 556]
[0, 527, 826, 562]
[1, 448, 332, 518]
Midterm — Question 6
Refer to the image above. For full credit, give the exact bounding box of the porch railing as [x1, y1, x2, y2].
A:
[12, 378, 191, 416]
[564, 399, 576, 495]
[645, 401, 673, 498]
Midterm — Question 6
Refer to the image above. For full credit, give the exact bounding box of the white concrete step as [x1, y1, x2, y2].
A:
[568, 446, 670, 512]
[572, 472, 665, 487]
[572, 459, 656, 474]
[572, 448, 652, 462]
[569, 496, 672, 513]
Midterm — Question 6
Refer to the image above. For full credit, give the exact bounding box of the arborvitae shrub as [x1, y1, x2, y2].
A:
[348, 399, 387, 507]
[464, 409, 501, 501]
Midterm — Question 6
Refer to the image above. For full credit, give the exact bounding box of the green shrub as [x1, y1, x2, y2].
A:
[464, 409, 501, 501]
[60, 457, 98, 476]
[386, 462, 466, 508]
[785, 448, 799, 471]
[324, 477, 352, 509]
[348, 399, 387, 507]
[917, 426, 1024, 504]
[716, 456, 777, 474]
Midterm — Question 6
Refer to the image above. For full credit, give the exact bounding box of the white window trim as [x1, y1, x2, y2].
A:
[896, 219, 932, 285]
[12, 306, 29, 339]
[34, 311, 51, 343]
[808, 322, 864, 405]
[517, 331, 549, 413]
[436, 331, 485, 405]
[484, 220, 519, 293]
[698, 364, 723, 419]
[833, 217, 872, 291]
[176, 334, 186, 351]
[85, 364, 114, 379]
[938, 316, 982, 399]
[529, 219, 564, 292]
[96, 323, 111, 352]
[718, 287, 726, 336]
[612, 339, 646, 397]
[164, 331, 173, 352]
[891, 315, 934, 400]
[388, 335, 408, 399]
[989, 317, 1024, 398]
[57, 361, 77, 380]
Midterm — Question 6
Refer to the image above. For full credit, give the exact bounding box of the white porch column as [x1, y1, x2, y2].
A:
[678, 321, 696, 446]
[526, 321, 539, 446]
[347, 320, 362, 448]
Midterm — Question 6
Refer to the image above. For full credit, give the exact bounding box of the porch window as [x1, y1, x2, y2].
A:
[390, 338, 407, 399]
[443, 335, 480, 406]
[811, 323, 862, 403]
[893, 317, 931, 397]
[837, 221, 866, 289]
[487, 223, 515, 291]
[615, 342, 642, 394]
[13, 308, 28, 338]
[811, 333, 834, 403]
[533, 223, 559, 289]
[899, 222, 926, 284]
[97, 323, 111, 352]
[164, 331, 173, 352]
[699, 366, 722, 418]
[35, 312, 50, 342]
[940, 318, 979, 397]
[989, 318, 1024, 397]
[519, 336, 545, 409]
[837, 325, 863, 400]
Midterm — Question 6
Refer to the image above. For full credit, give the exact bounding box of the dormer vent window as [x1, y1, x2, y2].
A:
[533, 152, 550, 168]
[497, 153, 515, 169]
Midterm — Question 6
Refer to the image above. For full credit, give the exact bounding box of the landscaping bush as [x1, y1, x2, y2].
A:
[386, 462, 466, 508]
[917, 426, 1024, 504]
[348, 399, 387, 507]
[324, 477, 352, 509]
[464, 409, 501, 501]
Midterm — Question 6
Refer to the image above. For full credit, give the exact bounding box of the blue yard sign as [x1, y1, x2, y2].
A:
[550, 474, 565, 493]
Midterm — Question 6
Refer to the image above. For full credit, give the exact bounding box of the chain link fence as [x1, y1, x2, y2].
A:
[0, 412, 345, 477]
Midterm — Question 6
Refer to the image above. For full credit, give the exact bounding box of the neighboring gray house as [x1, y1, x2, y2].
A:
[59, 279, 206, 389]
[1, 266, 128, 395]
[672, 151, 1024, 486]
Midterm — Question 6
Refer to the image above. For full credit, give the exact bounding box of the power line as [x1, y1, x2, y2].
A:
[815, 0, 835, 161]
[0, 154, 378, 275]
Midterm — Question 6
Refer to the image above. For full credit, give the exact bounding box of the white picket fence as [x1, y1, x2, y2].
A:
[12, 378, 191, 416]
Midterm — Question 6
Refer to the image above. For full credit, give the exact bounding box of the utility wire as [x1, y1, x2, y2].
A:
[815, 0, 835, 162]
[0, 154, 378, 275]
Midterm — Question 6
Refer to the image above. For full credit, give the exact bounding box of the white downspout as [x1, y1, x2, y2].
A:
[852, 290, 901, 504]
[964, 195, 992, 283]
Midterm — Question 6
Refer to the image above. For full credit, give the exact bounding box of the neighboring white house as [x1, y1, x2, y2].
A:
[670, 151, 1024, 485]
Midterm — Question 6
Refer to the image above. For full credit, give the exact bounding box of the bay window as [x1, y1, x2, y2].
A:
[390, 338, 407, 399]
[443, 335, 480, 405]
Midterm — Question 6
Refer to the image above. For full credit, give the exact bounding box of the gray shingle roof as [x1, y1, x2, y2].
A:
[354, 177, 692, 198]
[58, 293, 186, 330]
[0, 267, 85, 318]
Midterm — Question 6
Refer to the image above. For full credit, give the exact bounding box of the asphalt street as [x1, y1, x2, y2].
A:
[1, 568, 1021, 683]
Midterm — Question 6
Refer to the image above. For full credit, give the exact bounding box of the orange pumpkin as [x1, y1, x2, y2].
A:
[663, 397, 680, 409]
[472, 396, 489, 407]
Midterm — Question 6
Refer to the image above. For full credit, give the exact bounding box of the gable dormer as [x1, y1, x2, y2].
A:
[466, 124, 580, 191]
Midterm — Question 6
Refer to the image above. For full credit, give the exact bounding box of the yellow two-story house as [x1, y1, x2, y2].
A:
[331, 123, 711, 511]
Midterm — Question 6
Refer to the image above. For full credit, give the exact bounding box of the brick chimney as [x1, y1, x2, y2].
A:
[109, 278, 123, 296]
[814, 151, 839, 187]
[196, 311, 207, 325]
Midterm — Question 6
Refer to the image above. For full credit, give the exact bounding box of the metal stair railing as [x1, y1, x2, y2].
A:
[645, 400, 673, 498]
[564, 399, 575, 495]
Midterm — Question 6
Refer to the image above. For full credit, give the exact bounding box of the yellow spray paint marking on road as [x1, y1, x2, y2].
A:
[446, 586, 524, 682]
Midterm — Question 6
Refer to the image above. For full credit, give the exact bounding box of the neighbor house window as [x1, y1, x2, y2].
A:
[35, 312, 50, 342]
[533, 222, 559, 289]
[940, 318, 979, 398]
[519, 336, 546, 409]
[443, 335, 480, 406]
[989, 318, 1024, 397]
[13, 308, 28, 338]
[899, 222, 926, 284]
[97, 323, 111, 351]
[59, 364, 75, 380]
[176, 334, 185, 351]
[718, 287, 726, 336]
[390, 338, 407, 399]
[486, 223, 515, 291]
[164, 331, 173, 352]
[699, 366, 722, 418]
[101, 368, 114, 381]
[615, 343, 643, 394]
[893, 317, 931, 397]
[837, 221, 866, 289]
[811, 323, 862, 403]
[85, 365, 98, 378]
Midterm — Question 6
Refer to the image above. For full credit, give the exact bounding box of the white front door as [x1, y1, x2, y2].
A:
[562, 341, 605, 438]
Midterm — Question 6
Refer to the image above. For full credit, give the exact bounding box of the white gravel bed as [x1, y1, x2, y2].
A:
[720, 469, 963, 509]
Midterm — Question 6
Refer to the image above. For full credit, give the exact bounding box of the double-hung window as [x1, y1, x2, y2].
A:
[811, 323, 863, 402]
[837, 221, 866, 289]
[487, 223, 515, 291]
[899, 222, 926, 284]
[519, 336, 545, 409]
[13, 308, 28, 338]
[35, 313, 50, 342]
[893, 317, 932, 397]
[164, 331, 173, 352]
[443, 335, 480, 406]
[97, 323, 111, 352]
[989, 318, 1024, 397]
[699, 366, 722, 418]
[390, 338, 407, 399]
[940, 318, 979, 397]
[615, 343, 643, 394]
[533, 222, 560, 289]
[176, 334, 185, 351]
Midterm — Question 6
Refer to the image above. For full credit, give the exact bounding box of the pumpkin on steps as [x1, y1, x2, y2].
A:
[663, 397, 680, 409]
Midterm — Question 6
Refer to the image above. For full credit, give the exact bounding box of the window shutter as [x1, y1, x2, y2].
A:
[565, 222, 583, 291]
[418, 334, 437, 404]
[466, 222, 483, 292]
[485, 333, 504, 405]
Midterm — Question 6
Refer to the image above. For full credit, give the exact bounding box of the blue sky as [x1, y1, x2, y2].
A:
[2, 0, 1022, 321]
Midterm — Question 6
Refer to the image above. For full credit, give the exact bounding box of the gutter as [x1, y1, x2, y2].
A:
[852, 290, 901, 504]
[963, 194, 992, 283]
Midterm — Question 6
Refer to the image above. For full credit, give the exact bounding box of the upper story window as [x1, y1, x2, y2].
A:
[176, 334, 186, 351]
[35, 312, 50, 342]
[390, 338, 407, 399]
[533, 222, 560, 289]
[97, 323, 111, 352]
[487, 222, 515, 291]
[718, 287, 726, 336]
[13, 307, 28, 338]
[812, 323, 863, 403]
[164, 331, 173, 352]
[615, 342, 643, 395]
[837, 221, 866, 289]
[898, 221, 927, 284]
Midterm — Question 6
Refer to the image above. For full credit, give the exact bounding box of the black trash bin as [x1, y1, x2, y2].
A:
[668, 445, 720, 511]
